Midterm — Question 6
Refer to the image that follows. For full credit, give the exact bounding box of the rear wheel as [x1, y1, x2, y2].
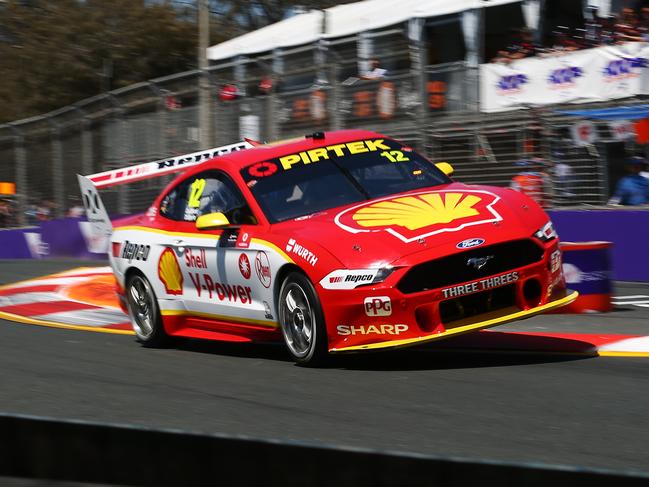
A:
[278, 272, 327, 366]
[126, 273, 169, 347]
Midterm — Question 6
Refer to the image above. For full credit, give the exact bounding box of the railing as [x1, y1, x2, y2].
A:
[0, 47, 645, 226]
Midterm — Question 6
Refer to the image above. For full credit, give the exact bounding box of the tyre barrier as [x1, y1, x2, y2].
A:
[1, 413, 649, 487]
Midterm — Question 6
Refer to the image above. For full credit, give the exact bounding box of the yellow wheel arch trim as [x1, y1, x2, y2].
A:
[330, 290, 579, 353]
[161, 309, 279, 329]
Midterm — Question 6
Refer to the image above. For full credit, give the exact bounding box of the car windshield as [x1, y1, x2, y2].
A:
[241, 138, 450, 223]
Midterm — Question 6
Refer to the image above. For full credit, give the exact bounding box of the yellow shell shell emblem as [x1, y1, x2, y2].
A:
[352, 192, 482, 231]
[158, 247, 183, 295]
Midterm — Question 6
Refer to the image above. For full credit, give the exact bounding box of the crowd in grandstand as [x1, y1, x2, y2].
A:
[492, 7, 649, 64]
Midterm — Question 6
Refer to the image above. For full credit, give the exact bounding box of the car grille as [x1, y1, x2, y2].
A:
[397, 239, 544, 294]
[439, 284, 517, 325]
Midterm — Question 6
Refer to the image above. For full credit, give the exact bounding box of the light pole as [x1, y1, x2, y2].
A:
[198, 0, 212, 148]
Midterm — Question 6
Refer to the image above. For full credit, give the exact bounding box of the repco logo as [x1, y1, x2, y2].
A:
[364, 296, 392, 317]
[346, 274, 373, 283]
[121, 241, 150, 263]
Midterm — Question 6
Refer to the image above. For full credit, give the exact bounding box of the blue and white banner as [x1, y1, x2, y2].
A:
[481, 42, 649, 113]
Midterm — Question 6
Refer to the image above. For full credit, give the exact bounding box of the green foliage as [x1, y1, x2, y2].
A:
[0, 0, 356, 123]
[0, 0, 197, 123]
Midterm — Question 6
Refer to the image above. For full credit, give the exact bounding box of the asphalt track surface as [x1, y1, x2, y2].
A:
[2, 260, 649, 473]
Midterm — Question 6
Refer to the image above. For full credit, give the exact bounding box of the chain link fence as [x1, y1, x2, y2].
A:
[0, 34, 645, 226]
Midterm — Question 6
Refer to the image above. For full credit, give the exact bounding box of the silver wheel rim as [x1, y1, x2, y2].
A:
[127, 276, 156, 340]
[280, 283, 315, 358]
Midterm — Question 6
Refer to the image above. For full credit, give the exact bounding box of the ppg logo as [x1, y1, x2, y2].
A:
[603, 58, 648, 77]
[548, 67, 583, 85]
[497, 74, 528, 92]
[364, 296, 392, 317]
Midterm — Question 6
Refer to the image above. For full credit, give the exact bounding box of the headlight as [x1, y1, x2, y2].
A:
[534, 221, 557, 242]
[319, 267, 396, 290]
[371, 267, 395, 284]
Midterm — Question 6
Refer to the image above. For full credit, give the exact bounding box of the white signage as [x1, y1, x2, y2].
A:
[481, 42, 649, 113]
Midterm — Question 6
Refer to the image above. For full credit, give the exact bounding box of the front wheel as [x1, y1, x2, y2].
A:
[126, 272, 169, 347]
[278, 272, 328, 366]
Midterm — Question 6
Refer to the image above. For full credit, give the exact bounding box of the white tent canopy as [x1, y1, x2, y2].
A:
[207, 0, 523, 61]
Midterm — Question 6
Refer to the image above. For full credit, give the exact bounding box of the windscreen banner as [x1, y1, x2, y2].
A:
[480, 42, 649, 113]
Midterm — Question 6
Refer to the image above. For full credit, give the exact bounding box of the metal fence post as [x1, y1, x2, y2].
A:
[408, 18, 428, 148]
[11, 126, 27, 226]
[330, 65, 342, 131]
[49, 120, 65, 218]
[108, 94, 129, 215]
[324, 45, 342, 131]
[75, 106, 93, 176]
[149, 82, 168, 159]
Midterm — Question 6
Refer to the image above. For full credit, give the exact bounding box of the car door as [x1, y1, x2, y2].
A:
[171, 170, 274, 327]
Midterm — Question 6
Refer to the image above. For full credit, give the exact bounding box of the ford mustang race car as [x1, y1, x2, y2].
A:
[79, 129, 577, 365]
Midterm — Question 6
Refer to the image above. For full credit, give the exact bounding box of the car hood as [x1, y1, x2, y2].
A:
[273, 183, 550, 269]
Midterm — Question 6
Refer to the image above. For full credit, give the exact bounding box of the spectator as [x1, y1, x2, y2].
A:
[510, 158, 551, 208]
[639, 7, 649, 39]
[36, 200, 54, 221]
[615, 9, 642, 42]
[608, 156, 649, 205]
[508, 28, 537, 60]
[492, 6, 649, 62]
[584, 6, 603, 46]
[67, 202, 85, 218]
[491, 49, 512, 64]
[360, 58, 388, 80]
[0, 198, 11, 228]
[552, 151, 576, 199]
[600, 15, 618, 45]
[552, 26, 580, 53]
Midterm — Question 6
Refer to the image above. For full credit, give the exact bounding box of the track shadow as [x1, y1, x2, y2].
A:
[329, 332, 600, 371]
[159, 332, 597, 371]
[168, 337, 292, 363]
[328, 347, 594, 371]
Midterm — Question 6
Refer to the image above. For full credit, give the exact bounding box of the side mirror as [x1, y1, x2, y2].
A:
[196, 212, 230, 230]
[435, 162, 454, 177]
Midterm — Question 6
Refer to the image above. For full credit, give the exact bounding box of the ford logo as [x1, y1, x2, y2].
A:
[457, 238, 485, 249]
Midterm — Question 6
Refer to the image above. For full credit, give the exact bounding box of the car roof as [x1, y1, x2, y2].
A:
[199, 129, 386, 173]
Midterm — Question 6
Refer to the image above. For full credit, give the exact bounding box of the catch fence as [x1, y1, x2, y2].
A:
[0, 42, 644, 225]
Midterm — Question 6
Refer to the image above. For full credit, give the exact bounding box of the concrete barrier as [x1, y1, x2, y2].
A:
[1, 413, 648, 487]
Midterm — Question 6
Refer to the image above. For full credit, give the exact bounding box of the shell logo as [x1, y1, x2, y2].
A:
[336, 190, 502, 243]
[158, 247, 183, 295]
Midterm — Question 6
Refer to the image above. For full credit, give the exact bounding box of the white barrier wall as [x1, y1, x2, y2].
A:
[481, 42, 649, 113]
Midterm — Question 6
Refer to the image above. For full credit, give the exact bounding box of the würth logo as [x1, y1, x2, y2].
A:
[285, 238, 318, 266]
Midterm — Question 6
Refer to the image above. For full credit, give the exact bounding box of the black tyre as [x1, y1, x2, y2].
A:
[125, 272, 169, 347]
[278, 272, 328, 366]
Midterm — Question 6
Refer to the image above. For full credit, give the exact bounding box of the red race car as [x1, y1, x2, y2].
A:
[80, 130, 576, 365]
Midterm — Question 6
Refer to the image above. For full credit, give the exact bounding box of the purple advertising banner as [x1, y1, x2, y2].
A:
[0, 227, 40, 259]
[40, 218, 105, 260]
[549, 210, 649, 282]
[1, 212, 648, 282]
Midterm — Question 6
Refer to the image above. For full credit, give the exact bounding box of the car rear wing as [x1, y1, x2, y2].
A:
[85, 141, 252, 189]
[77, 140, 254, 247]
